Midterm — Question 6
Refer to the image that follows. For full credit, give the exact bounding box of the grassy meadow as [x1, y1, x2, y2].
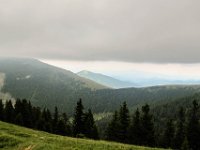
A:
[0, 121, 165, 150]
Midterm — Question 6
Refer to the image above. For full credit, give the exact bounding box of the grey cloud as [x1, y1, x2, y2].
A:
[0, 0, 200, 62]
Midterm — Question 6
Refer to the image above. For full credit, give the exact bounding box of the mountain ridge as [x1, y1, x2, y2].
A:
[77, 70, 137, 88]
[1, 58, 200, 115]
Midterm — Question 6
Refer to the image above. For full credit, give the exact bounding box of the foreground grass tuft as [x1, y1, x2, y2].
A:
[0, 121, 165, 150]
[0, 135, 22, 148]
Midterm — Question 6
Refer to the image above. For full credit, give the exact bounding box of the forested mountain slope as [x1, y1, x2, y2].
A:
[82, 85, 200, 113]
[1, 58, 200, 115]
[152, 92, 200, 121]
[0, 58, 107, 113]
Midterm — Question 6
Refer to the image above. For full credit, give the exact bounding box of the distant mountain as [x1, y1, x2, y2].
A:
[77, 70, 137, 88]
[1, 58, 200, 115]
[132, 77, 200, 87]
[0, 58, 108, 113]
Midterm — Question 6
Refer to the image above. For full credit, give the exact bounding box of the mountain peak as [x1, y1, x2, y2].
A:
[77, 70, 137, 89]
[78, 70, 91, 75]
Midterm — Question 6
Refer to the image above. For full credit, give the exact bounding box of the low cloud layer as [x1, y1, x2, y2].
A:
[0, 0, 200, 62]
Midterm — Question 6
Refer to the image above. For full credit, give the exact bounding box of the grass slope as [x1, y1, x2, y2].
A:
[0, 121, 164, 150]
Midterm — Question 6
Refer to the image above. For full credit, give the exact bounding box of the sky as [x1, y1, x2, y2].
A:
[1, 0, 200, 81]
[41, 59, 200, 82]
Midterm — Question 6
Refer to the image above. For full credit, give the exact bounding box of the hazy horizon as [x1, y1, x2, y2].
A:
[40, 59, 200, 85]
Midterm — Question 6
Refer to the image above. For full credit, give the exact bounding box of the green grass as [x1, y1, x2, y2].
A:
[0, 121, 165, 150]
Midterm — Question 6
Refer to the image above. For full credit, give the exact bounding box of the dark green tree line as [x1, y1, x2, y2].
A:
[107, 103, 155, 146]
[106, 101, 200, 149]
[72, 99, 99, 139]
[0, 99, 72, 137]
[0, 98, 199, 149]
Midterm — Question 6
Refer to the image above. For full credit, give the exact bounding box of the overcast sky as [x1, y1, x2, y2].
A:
[1, 0, 200, 63]
[1, 0, 200, 81]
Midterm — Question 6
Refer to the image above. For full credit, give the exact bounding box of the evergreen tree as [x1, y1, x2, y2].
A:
[46, 109, 52, 123]
[21, 99, 32, 128]
[106, 111, 120, 141]
[181, 137, 189, 150]
[42, 108, 52, 132]
[83, 109, 99, 139]
[57, 119, 67, 136]
[28, 101, 33, 126]
[118, 102, 130, 143]
[53, 106, 59, 133]
[174, 107, 185, 149]
[0, 99, 4, 121]
[14, 99, 22, 115]
[187, 100, 200, 150]
[61, 113, 71, 136]
[32, 106, 42, 129]
[15, 113, 24, 126]
[161, 119, 175, 148]
[37, 118, 46, 131]
[73, 99, 84, 137]
[4, 100, 14, 123]
[141, 104, 155, 146]
[46, 109, 53, 132]
[129, 108, 142, 145]
[14, 99, 23, 125]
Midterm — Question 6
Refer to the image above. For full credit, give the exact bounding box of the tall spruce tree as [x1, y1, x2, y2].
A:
[37, 118, 46, 131]
[161, 119, 175, 148]
[42, 108, 52, 132]
[73, 99, 84, 137]
[28, 101, 33, 126]
[141, 104, 155, 147]
[15, 113, 24, 126]
[174, 107, 185, 149]
[57, 118, 67, 136]
[53, 106, 59, 133]
[106, 111, 120, 141]
[181, 137, 189, 150]
[14, 99, 22, 115]
[187, 100, 200, 150]
[21, 99, 32, 127]
[129, 108, 142, 145]
[61, 113, 72, 136]
[0, 99, 4, 121]
[83, 109, 99, 139]
[118, 102, 130, 143]
[14, 99, 23, 126]
[4, 100, 14, 123]
[32, 106, 42, 129]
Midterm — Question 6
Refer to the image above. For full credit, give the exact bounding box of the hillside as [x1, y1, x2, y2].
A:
[81, 85, 200, 113]
[1, 58, 200, 115]
[0, 58, 107, 113]
[77, 70, 137, 88]
[0, 121, 164, 150]
[152, 92, 200, 120]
